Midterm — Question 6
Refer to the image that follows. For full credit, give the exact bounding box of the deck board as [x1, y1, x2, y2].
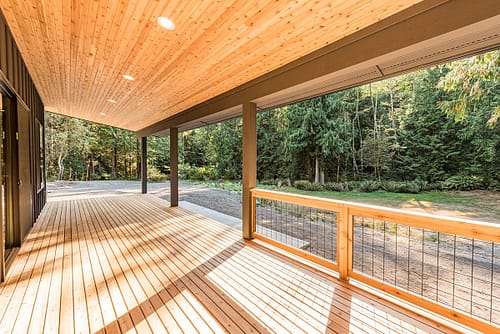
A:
[0, 194, 465, 333]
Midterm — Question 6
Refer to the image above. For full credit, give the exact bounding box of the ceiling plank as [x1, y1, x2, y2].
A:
[0, 0, 423, 130]
[137, 0, 500, 137]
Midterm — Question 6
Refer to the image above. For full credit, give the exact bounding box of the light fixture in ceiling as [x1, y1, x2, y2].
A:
[107, 99, 117, 103]
[122, 74, 135, 81]
[100, 112, 106, 116]
[157, 16, 175, 30]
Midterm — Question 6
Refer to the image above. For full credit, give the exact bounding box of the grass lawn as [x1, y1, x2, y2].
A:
[272, 187, 499, 223]
[182, 179, 499, 223]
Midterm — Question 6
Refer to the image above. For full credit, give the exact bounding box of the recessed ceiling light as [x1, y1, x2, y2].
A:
[157, 16, 175, 30]
[123, 74, 135, 81]
[107, 99, 117, 103]
[100, 112, 106, 116]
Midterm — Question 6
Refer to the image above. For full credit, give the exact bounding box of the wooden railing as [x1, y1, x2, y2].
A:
[250, 188, 500, 333]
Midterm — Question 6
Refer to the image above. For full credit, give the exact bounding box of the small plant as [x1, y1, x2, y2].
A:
[306, 182, 324, 191]
[442, 175, 484, 191]
[428, 182, 444, 191]
[486, 179, 500, 191]
[324, 182, 350, 192]
[293, 180, 324, 191]
[382, 180, 424, 193]
[260, 179, 276, 186]
[358, 180, 380, 192]
[347, 181, 361, 191]
[382, 181, 400, 192]
[401, 181, 423, 194]
[147, 165, 168, 182]
[294, 180, 310, 190]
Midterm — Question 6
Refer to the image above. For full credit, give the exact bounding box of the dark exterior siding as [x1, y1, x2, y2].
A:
[0, 8, 46, 260]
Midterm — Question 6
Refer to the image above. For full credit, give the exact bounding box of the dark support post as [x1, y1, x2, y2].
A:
[141, 137, 147, 194]
[170, 128, 179, 207]
[242, 102, 257, 240]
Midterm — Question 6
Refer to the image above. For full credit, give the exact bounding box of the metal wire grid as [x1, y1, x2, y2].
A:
[255, 198, 338, 263]
[352, 217, 500, 325]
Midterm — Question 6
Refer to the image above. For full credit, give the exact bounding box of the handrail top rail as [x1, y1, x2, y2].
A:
[251, 188, 499, 230]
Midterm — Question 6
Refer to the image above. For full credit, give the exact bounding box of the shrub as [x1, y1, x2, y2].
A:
[486, 179, 500, 191]
[358, 180, 380, 192]
[260, 179, 276, 186]
[382, 180, 424, 193]
[347, 181, 361, 191]
[293, 180, 310, 190]
[180, 165, 217, 180]
[442, 175, 484, 191]
[148, 165, 168, 182]
[428, 182, 444, 191]
[401, 181, 423, 194]
[293, 180, 324, 191]
[324, 182, 349, 192]
[381, 181, 400, 192]
[307, 182, 324, 191]
[415, 179, 429, 191]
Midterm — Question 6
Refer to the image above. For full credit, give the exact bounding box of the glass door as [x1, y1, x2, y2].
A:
[0, 92, 4, 281]
[1, 94, 13, 263]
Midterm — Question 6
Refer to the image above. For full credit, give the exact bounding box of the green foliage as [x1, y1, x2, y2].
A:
[438, 50, 500, 124]
[259, 179, 277, 186]
[442, 175, 485, 191]
[382, 180, 426, 193]
[147, 165, 168, 182]
[358, 181, 381, 192]
[293, 180, 324, 191]
[180, 165, 217, 181]
[324, 182, 350, 192]
[293, 180, 311, 190]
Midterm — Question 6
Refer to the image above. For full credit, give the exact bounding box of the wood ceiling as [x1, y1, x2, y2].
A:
[0, 0, 423, 131]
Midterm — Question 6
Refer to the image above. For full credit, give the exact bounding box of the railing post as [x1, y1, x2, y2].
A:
[141, 136, 147, 194]
[242, 102, 257, 240]
[170, 128, 178, 207]
[338, 205, 352, 281]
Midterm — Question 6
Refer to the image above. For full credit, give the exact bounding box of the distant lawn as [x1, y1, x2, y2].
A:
[275, 186, 469, 205]
[181, 179, 499, 223]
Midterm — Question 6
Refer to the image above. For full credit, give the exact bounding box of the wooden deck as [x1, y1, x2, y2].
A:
[0, 194, 463, 333]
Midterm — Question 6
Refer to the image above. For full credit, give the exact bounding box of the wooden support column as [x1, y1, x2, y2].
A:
[337, 205, 353, 281]
[0, 95, 4, 283]
[170, 128, 179, 207]
[141, 137, 147, 194]
[242, 102, 257, 239]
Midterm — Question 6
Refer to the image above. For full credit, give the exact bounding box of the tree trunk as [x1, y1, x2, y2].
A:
[355, 88, 363, 173]
[91, 153, 95, 175]
[112, 144, 117, 179]
[337, 156, 341, 183]
[86, 154, 91, 181]
[57, 152, 65, 180]
[370, 84, 380, 180]
[136, 139, 141, 180]
[314, 155, 320, 183]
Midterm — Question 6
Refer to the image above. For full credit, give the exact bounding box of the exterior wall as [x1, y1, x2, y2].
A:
[0, 9, 46, 280]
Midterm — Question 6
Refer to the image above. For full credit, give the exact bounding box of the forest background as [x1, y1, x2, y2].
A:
[45, 50, 499, 194]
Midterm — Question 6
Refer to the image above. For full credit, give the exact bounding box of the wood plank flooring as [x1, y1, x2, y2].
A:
[0, 194, 464, 333]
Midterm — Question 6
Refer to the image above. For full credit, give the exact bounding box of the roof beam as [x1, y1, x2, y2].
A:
[137, 0, 500, 137]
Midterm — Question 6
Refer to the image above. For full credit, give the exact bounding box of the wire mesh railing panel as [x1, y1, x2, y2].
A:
[255, 198, 338, 263]
[352, 216, 500, 326]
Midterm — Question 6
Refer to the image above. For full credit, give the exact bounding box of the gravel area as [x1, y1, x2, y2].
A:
[177, 185, 242, 219]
